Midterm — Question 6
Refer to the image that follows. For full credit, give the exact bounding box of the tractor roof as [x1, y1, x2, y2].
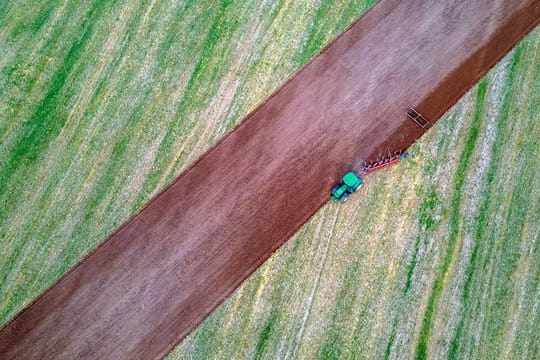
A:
[342, 172, 362, 187]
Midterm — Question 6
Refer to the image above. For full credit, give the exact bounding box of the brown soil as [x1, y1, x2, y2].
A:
[1, 0, 539, 358]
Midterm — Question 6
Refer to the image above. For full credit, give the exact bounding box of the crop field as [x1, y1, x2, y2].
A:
[1, 0, 539, 358]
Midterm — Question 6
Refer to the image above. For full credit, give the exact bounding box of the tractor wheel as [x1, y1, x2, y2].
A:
[339, 192, 350, 203]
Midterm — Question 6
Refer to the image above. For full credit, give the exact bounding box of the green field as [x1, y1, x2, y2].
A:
[1, 0, 539, 358]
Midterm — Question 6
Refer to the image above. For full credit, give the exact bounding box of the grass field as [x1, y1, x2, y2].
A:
[1, 0, 539, 358]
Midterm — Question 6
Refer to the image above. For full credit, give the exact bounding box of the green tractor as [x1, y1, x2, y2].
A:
[331, 151, 410, 203]
[331, 172, 363, 203]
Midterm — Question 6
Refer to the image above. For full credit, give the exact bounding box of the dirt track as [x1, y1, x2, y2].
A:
[1, 0, 539, 358]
